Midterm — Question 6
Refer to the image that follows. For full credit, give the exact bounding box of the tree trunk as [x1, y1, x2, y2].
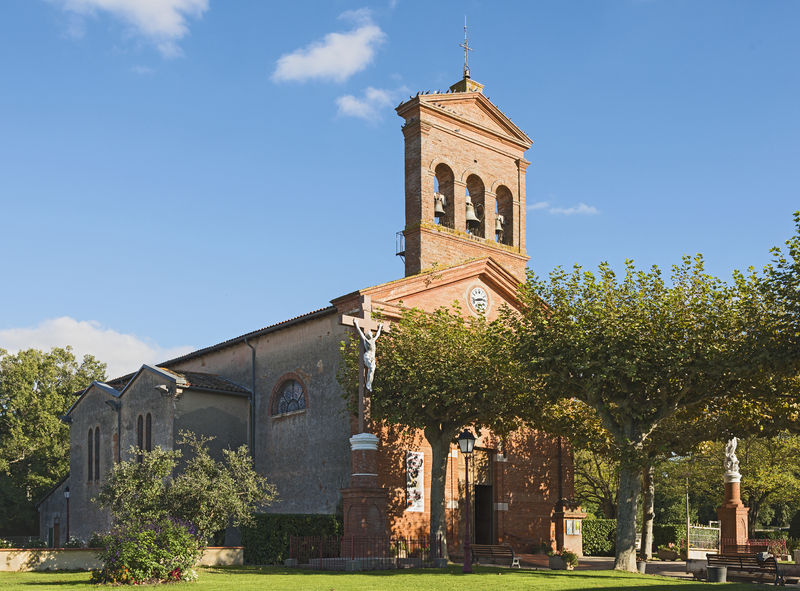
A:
[425, 426, 455, 560]
[640, 465, 654, 559]
[615, 464, 642, 571]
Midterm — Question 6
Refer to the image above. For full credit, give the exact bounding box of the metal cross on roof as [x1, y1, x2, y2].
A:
[459, 17, 473, 79]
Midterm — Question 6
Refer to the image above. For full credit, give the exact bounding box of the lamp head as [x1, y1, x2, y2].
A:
[457, 430, 476, 455]
[64, 486, 70, 500]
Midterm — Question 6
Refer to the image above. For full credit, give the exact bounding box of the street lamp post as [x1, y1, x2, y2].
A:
[64, 487, 70, 545]
[458, 430, 476, 574]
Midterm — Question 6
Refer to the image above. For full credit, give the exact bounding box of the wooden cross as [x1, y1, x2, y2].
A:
[340, 295, 388, 433]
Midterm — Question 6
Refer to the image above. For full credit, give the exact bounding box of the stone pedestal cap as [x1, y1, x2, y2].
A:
[350, 433, 379, 451]
[724, 471, 742, 484]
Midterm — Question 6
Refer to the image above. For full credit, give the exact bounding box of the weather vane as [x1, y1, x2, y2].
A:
[459, 16, 473, 79]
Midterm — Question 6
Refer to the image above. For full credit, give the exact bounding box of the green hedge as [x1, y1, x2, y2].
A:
[582, 519, 616, 556]
[241, 514, 342, 565]
[653, 523, 685, 550]
[582, 520, 686, 555]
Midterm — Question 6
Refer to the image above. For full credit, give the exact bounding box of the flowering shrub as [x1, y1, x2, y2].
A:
[24, 538, 47, 548]
[0, 538, 12, 548]
[87, 532, 105, 548]
[91, 517, 201, 584]
[64, 536, 84, 548]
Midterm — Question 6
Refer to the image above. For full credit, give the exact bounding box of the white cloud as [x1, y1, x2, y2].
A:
[130, 65, 155, 75]
[336, 86, 399, 122]
[272, 10, 386, 83]
[528, 201, 550, 210]
[0, 317, 195, 379]
[528, 201, 599, 216]
[51, 0, 209, 58]
[549, 203, 599, 216]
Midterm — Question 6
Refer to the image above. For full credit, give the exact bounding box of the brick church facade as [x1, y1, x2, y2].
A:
[37, 72, 585, 556]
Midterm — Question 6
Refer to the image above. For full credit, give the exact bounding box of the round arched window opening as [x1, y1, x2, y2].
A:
[272, 378, 307, 416]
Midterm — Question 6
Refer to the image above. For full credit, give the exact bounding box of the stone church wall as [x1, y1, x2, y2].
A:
[173, 391, 248, 461]
[172, 311, 351, 516]
[63, 386, 119, 542]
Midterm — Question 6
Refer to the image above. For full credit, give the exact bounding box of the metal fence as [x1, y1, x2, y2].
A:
[748, 538, 788, 556]
[688, 526, 720, 551]
[289, 536, 442, 571]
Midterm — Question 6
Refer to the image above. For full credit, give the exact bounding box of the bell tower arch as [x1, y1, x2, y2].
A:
[396, 75, 532, 282]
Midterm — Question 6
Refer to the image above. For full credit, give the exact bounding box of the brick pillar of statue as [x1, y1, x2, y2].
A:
[340, 433, 389, 557]
[552, 501, 588, 557]
[717, 477, 749, 553]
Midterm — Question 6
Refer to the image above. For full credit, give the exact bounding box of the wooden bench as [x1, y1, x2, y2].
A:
[706, 553, 784, 586]
[470, 544, 520, 568]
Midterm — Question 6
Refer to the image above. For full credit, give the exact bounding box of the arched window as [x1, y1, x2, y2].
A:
[433, 163, 455, 228]
[94, 426, 100, 481]
[136, 415, 144, 464]
[145, 413, 152, 452]
[271, 377, 307, 416]
[465, 174, 486, 238]
[87, 428, 93, 482]
[495, 185, 514, 246]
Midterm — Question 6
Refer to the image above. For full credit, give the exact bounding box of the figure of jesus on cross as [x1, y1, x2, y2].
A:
[340, 296, 386, 433]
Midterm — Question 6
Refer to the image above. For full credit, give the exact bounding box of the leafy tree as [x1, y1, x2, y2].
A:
[339, 305, 533, 558]
[666, 434, 800, 532]
[511, 256, 769, 571]
[763, 211, 800, 376]
[96, 431, 276, 544]
[0, 347, 105, 535]
[573, 448, 619, 519]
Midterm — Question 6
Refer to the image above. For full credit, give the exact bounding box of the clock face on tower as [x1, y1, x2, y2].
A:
[469, 286, 489, 313]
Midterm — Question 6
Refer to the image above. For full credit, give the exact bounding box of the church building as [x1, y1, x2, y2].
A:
[36, 68, 584, 557]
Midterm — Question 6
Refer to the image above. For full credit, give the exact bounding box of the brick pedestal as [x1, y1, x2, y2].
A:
[341, 433, 389, 556]
[552, 501, 587, 557]
[717, 479, 748, 553]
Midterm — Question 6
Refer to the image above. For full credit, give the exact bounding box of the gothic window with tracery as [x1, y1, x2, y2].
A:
[271, 378, 306, 416]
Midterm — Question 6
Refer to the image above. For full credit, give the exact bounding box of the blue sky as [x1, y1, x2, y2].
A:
[1, 0, 798, 377]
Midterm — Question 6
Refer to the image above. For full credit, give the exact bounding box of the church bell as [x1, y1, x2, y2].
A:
[434, 192, 446, 217]
[495, 214, 504, 233]
[495, 214, 505, 239]
[465, 196, 481, 226]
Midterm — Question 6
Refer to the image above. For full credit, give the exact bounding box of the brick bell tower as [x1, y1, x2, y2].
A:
[395, 69, 532, 283]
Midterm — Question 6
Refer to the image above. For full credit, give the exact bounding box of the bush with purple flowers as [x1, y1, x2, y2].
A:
[91, 517, 201, 584]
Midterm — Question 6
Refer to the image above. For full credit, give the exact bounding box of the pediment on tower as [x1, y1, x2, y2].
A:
[331, 257, 525, 323]
[415, 92, 532, 148]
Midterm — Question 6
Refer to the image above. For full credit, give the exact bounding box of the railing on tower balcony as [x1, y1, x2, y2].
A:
[289, 535, 443, 571]
[395, 231, 405, 261]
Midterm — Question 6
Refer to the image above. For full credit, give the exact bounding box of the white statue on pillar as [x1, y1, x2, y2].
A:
[724, 437, 741, 483]
[354, 318, 382, 392]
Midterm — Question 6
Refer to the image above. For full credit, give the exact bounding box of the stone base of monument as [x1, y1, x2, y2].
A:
[717, 475, 749, 552]
[341, 433, 390, 543]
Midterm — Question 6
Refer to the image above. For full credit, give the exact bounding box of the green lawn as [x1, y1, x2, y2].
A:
[0, 566, 776, 591]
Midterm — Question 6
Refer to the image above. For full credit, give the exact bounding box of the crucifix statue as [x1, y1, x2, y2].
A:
[340, 296, 386, 433]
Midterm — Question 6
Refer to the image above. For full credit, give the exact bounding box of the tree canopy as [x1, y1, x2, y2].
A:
[510, 255, 771, 571]
[0, 347, 105, 535]
[96, 431, 276, 544]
